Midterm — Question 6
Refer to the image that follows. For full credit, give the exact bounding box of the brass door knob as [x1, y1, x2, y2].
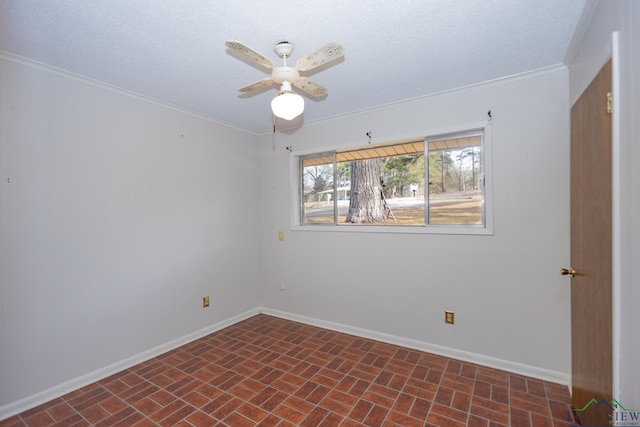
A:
[561, 268, 577, 277]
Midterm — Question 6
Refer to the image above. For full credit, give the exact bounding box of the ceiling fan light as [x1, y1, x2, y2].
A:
[271, 84, 304, 120]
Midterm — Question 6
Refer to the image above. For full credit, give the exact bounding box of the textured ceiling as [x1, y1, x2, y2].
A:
[0, 0, 588, 134]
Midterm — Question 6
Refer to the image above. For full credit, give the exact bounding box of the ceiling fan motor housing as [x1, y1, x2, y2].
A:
[272, 67, 299, 84]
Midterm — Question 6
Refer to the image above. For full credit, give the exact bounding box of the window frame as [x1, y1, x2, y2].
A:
[290, 122, 493, 235]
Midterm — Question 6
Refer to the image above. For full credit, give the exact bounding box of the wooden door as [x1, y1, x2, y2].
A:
[569, 60, 612, 423]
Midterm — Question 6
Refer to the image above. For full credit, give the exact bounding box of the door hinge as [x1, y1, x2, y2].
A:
[607, 92, 613, 114]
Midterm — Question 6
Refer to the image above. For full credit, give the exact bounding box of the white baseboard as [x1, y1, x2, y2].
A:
[0, 308, 260, 421]
[260, 307, 570, 386]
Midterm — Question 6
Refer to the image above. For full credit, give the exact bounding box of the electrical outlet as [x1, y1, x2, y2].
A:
[278, 231, 284, 241]
[445, 310, 455, 325]
[203, 296, 210, 308]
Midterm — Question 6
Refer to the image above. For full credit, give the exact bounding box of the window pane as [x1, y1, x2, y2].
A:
[427, 135, 483, 225]
[301, 155, 335, 224]
[334, 160, 352, 224]
[336, 142, 425, 226]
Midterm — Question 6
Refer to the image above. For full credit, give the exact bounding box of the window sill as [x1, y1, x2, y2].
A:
[291, 224, 493, 236]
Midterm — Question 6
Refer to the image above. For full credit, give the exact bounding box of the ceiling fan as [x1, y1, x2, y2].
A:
[225, 40, 344, 120]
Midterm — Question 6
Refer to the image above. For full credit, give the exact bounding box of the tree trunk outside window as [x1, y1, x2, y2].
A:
[345, 159, 385, 223]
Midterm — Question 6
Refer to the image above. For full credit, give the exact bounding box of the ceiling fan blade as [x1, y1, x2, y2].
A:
[295, 42, 344, 72]
[293, 77, 327, 98]
[238, 78, 275, 93]
[225, 40, 276, 69]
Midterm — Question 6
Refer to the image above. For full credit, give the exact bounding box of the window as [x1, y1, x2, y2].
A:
[426, 131, 484, 226]
[294, 126, 491, 234]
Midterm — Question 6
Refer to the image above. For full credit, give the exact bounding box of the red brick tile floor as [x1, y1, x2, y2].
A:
[0, 314, 574, 426]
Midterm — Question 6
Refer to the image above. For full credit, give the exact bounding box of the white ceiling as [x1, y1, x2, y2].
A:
[0, 0, 589, 134]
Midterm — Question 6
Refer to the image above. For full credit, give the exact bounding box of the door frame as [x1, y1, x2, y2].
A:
[611, 31, 621, 403]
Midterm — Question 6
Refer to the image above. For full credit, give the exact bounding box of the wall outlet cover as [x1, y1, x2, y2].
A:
[445, 310, 455, 324]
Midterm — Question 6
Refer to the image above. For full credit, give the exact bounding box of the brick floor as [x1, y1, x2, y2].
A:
[0, 314, 574, 426]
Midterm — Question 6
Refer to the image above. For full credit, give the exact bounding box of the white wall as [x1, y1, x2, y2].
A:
[258, 68, 571, 380]
[567, 0, 640, 409]
[0, 56, 260, 409]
